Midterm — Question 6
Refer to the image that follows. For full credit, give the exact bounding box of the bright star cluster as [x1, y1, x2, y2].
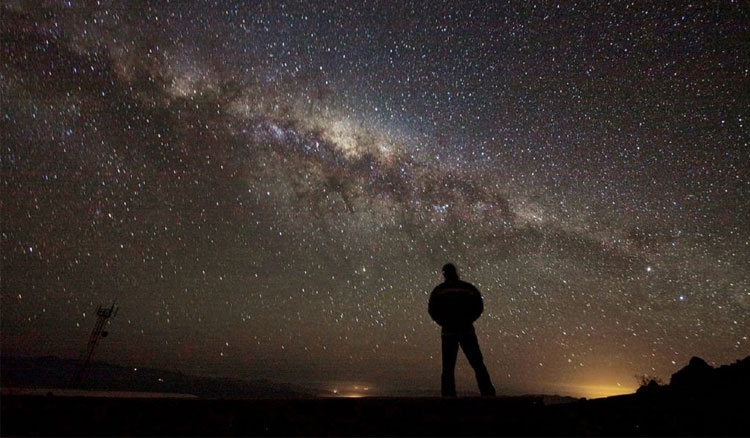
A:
[1, 1, 747, 397]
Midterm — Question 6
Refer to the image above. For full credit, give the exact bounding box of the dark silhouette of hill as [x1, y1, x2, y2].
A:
[0, 356, 318, 399]
[536, 355, 750, 436]
[635, 355, 750, 397]
[671, 355, 750, 390]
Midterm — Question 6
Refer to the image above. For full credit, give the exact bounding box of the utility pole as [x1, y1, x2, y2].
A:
[70, 302, 118, 388]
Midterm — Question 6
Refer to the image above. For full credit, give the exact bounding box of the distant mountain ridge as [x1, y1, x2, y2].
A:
[0, 356, 321, 399]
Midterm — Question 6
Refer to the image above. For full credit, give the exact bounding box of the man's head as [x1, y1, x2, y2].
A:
[442, 263, 459, 281]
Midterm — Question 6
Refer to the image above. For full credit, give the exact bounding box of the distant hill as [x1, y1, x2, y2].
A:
[0, 356, 321, 399]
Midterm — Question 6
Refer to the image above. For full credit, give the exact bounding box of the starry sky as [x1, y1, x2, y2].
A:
[1, 1, 748, 398]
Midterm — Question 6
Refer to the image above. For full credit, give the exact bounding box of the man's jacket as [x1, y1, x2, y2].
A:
[428, 280, 484, 333]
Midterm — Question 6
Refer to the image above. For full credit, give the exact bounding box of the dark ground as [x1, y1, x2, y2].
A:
[3, 356, 749, 436]
[2, 391, 748, 437]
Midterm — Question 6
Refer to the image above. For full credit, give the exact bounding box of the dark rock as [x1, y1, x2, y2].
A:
[670, 356, 713, 388]
[636, 378, 663, 396]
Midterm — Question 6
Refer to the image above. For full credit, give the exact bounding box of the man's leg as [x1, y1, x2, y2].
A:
[441, 334, 459, 397]
[460, 332, 496, 396]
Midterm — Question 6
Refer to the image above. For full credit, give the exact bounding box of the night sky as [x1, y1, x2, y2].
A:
[2, 1, 748, 398]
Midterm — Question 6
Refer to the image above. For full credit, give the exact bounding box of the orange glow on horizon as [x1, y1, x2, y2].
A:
[546, 379, 637, 399]
[571, 383, 635, 399]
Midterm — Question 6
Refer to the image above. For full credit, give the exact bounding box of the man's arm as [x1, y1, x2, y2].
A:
[470, 284, 484, 321]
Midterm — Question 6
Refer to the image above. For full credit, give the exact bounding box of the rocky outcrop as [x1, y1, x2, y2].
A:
[669, 355, 750, 395]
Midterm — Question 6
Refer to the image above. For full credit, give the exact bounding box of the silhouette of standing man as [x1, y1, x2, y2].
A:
[429, 263, 495, 397]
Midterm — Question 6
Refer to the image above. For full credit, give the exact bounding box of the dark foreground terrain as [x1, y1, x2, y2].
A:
[3, 355, 748, 436]
[2, 390, 748, 437]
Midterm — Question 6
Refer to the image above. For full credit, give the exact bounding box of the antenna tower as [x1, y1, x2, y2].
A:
[70, 302, 118, 388]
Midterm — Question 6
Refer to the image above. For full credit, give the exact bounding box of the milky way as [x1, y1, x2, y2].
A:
[2, 1, 748, 397]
